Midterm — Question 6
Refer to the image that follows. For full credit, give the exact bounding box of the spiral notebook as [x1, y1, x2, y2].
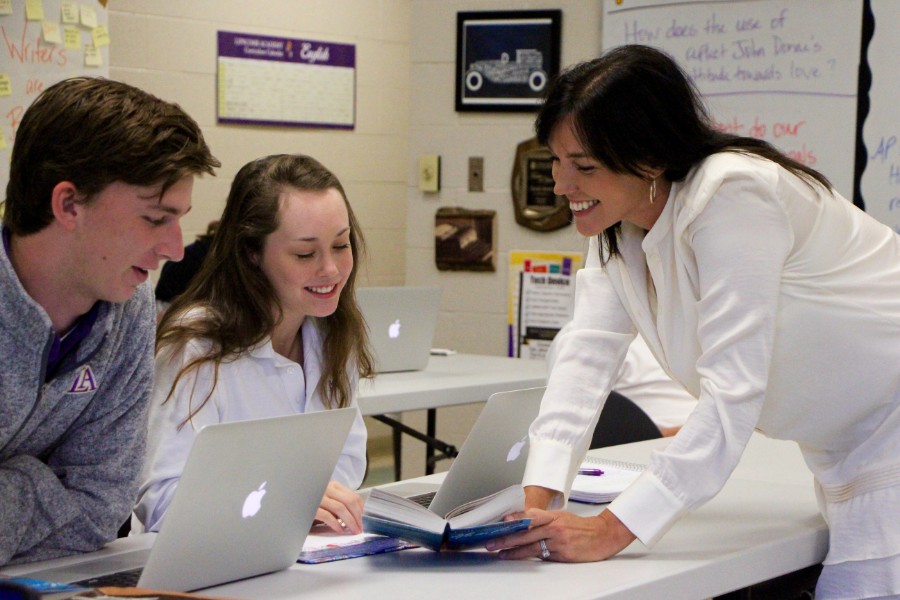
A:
[569, 456, 646, 504]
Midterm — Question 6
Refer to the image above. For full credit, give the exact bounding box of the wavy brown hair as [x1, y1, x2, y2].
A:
[157, 154, 374, 426]
[536, 45, 832, 263]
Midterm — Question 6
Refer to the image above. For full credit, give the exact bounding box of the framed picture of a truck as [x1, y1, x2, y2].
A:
[455, 10, 562, 112]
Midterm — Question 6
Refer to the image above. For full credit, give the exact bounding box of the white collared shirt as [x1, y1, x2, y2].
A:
[133, 315, 367, 532]
[525, 153, 900, 565]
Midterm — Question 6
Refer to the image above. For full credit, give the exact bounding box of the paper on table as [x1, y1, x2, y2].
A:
[298, 531, 413, 564]
[569, 456, 646, 504]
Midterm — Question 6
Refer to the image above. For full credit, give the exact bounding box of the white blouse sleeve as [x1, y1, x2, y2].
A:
[523, 236, 636, 499]
[331, 371, 368, 490]
[610, 171, 793, 546]
[132, 340, 221, 532]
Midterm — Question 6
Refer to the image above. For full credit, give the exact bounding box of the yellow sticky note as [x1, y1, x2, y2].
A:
[0, 73, 11, 97]
[60, 1, 79, 23]
[25, 0, 44, 21]
[79, 4, 97, 29]
[91, 24, 109, 47]
[84, 44, 102, 67]
[64, 27, 81, 49]
[0, 132, 7, 150]
[42, 21, 62, 44]
[0, 0, 13, 16]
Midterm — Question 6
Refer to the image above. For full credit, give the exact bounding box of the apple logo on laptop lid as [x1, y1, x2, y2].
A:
[507, 434, 529, 463]
[242, 481, 267, 518]
[388, 319, 401, 339]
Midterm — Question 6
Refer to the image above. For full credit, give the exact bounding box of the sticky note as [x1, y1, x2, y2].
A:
[61, 1, 79, 23]
[0, 73, 11, 97]
[84, 44, 102, 67]
[42, 21, 62, 44]
[64, 27, 81, 49]
[0, 0, 13, 16]
[80, 4, 97, 29]
[0, 132, 6, 150]
[25, 0, 44, 21]
[91, 24, 109, 47]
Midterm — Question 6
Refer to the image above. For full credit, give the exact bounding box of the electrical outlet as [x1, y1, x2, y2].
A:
[419, 155, 440, 192]
[468, 156, 484, 192]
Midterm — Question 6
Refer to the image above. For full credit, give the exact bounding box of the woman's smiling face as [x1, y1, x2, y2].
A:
[257, 186, 353, 322]
[548, 116, 663, 235]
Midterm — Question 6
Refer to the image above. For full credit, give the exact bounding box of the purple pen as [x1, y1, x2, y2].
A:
[577, 468, 605, 476]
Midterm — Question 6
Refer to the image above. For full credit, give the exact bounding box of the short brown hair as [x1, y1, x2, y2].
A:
[3, 77, 220, 235]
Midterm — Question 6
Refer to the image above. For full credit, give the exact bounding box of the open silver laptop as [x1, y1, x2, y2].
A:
[20, 409, 356, 592]
[388, 387, 545, 516]
[357, 286, 442, 373]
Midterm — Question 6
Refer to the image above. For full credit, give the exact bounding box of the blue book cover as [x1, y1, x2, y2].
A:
[363, 514, 530, 551]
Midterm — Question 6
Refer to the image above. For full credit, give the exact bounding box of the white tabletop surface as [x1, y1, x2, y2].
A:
[3, 434, 826, 600]
[214, 434, 826, 600]
[357, 353, 548, 415]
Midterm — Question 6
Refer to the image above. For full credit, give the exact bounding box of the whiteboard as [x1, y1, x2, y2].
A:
[860, 0, 899, 233]
[0, 0, 109, 198]
[602, 0, 862, 200]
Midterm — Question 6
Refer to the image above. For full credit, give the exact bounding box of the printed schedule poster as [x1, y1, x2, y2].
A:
[217, 31, 355, 129]
[508, 251, 583, 360]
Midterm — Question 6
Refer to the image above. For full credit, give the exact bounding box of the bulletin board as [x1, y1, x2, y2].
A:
[860, 1, 900, 233]
[0, 0, 109, 197]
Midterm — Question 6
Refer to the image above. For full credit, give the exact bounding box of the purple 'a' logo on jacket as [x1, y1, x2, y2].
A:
[69, 365, 98, 394]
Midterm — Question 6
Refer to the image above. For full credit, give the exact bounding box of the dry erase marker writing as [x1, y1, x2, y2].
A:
[577, 468, 604, 476]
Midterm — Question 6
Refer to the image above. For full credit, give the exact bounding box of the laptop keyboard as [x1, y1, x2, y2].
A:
[408, 491, 436, 508]
[73, 567, 143, 588]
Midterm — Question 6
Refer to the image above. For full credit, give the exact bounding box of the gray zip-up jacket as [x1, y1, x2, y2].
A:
[0, 244, 154, 565]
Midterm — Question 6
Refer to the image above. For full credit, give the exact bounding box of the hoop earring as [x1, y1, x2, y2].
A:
[649, 178, 657, 204]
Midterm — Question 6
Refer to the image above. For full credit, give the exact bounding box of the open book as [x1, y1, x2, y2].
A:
[362, 484, 530, 551]
[569, 456, 646, 504]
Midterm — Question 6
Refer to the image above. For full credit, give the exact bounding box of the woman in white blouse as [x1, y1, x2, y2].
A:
[133, 154, 374, 536]
[487, 45, 900, 599]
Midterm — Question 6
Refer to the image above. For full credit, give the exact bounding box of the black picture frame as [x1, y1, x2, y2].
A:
[455, 10, 562, 113]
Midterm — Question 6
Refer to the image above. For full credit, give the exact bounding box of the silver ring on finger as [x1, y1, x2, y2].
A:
[539, 539, 551, 560]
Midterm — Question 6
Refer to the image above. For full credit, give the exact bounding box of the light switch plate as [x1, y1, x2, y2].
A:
[419, 155, 440, 192]
[468, 156, 484, 192]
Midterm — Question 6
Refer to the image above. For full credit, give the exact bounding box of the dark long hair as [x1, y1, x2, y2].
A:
[536, 45, 831, 261]
[157, 154, 374, 426]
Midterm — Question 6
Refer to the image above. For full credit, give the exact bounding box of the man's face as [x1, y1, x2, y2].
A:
[72, 176, 192, 304]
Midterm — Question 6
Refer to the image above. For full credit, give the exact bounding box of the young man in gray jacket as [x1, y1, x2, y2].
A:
[0, 78, 219, 565]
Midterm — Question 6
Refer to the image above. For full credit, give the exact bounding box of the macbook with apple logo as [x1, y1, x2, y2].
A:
[379, 387, 545, 517]
[18, 408, 357, 592]
[357, 286, 442, 373]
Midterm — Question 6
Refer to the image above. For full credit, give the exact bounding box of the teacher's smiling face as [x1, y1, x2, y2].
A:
[548, 117, 667, 235]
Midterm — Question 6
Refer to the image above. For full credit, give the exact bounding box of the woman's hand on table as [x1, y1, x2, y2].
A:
[486, 507, 636, 563]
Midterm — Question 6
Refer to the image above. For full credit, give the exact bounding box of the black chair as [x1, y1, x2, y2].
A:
[590, 391, 662, 449]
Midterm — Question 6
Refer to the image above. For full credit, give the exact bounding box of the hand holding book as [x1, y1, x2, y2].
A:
[362, 485, 531, 551]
